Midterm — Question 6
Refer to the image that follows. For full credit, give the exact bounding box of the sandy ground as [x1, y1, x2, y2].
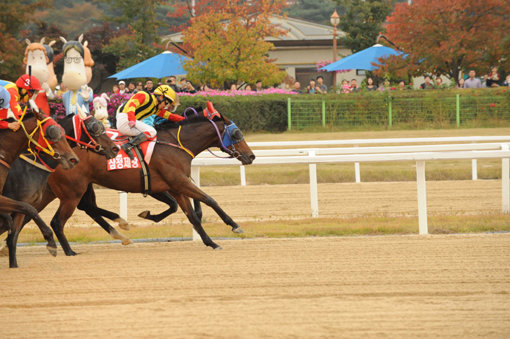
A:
[0, 235, 509, 338]
[29, 179, 509, 228]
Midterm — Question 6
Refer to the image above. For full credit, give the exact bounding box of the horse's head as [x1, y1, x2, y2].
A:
[219, 115, 255, 165]
[29, 108, 80, 170]
[60, 36, 87, 91]
[62, 106, 118, 159]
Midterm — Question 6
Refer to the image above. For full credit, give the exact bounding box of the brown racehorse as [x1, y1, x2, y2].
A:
[26, 110, 255, 254]
[0, 111, 119, 267]
[0, 109, 79, 267]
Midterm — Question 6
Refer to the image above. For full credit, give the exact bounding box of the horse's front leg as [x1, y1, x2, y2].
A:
[51, 199, 82, 256]
[179, 180, 243, 234]
[173, 193, 221, 250]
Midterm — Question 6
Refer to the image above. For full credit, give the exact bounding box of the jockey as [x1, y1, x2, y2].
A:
[116, 84, 184, 159]
[0, 74, 42, 131]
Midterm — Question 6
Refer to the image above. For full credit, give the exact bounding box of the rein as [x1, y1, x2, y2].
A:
[0, 158, 10, 169]
[18, 107, 60, 160]
[183, 107, 240, 160]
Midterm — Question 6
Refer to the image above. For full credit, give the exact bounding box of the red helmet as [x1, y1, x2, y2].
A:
[15, 74, 42, 91]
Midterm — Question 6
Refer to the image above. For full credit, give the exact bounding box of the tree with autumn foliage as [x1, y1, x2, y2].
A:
[179, 0, 288, 89]
[0, 0, 49, 80]
[384, 0, 510, 84]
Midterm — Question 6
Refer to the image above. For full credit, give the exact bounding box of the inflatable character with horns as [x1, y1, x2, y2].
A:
[23, 37, 58, 115]
[60, 34, 94, 116]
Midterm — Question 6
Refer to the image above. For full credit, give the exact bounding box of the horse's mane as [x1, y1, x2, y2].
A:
[155, 114, 222, 131]
[59, 114, 74, 124]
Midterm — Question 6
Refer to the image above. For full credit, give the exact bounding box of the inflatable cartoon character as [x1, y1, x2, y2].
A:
[23, 38, 58, 115]
[60, 34, 94, 115]
[92, 93, 111, 127]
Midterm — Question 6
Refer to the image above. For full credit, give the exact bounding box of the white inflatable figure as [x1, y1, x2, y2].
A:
[23, 38, 57, 115]
[93, 93, 111, 127]
[60, 34, 94, 116]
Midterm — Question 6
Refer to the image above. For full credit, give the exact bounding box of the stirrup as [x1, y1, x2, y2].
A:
[122, 144, 134, 160]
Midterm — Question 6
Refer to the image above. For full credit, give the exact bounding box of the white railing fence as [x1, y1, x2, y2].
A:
[118, 136, 510, 238]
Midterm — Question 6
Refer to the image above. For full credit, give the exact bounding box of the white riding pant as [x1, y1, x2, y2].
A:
[116, 112, 156, 138]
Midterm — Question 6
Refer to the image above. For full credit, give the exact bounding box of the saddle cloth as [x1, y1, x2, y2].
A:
[105, 128, 156, 171]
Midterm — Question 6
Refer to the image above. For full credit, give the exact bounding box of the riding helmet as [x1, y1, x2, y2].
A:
[16, 74, 42, 91]
[154, 85, 176, 104]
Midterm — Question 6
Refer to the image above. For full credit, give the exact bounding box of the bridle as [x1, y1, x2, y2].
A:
[65, 114, 106, 153]
[183, 107, 244, 160]
[19, 107, 65, 160]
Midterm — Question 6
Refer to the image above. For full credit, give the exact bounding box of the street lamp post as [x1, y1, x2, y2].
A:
[330, 10, 340, 90]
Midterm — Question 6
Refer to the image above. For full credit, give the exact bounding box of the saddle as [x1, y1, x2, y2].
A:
[105, 129, 155, 196]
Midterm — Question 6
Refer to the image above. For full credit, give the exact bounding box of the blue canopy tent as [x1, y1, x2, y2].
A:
[320, 44, 404, 72]
[108, 51, 191, 80]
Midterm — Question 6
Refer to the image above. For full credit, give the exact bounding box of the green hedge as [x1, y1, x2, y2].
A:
[179, 94, 289, 132]
[179, 87, 510, 132]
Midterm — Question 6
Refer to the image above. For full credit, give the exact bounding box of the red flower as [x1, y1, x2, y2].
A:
[489, 103, 497, 108]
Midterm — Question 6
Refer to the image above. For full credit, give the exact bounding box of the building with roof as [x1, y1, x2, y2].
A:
[163, 15, 364, 91]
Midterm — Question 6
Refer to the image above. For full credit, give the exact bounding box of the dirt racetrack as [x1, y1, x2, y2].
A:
[1, 235, 509, 337]
[29, 179, 510, 228]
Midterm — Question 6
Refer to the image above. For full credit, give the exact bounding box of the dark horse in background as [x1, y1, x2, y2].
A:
[0, 110, 119, 267]
[12, 106, 255, 255]
[0, 109, 79, 267]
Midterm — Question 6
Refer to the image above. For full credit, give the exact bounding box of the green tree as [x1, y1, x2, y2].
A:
[97, 0, 166, 72]
[103, 33, 163, 71]
[181, 0, 288, 89]
[336, 0, 393, 53]
[286, 0, 340, 25]
[98, 0, 165, 45]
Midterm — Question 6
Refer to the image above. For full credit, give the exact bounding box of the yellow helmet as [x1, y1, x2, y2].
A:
[154, 85, 176, 104]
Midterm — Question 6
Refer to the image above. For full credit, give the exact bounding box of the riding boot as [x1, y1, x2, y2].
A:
[121, 133, 148, 160]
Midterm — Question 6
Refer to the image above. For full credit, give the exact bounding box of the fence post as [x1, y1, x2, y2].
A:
[287, 97, 292, 131]
[388, 96, 393, 127]
[456, 93, 460, 127]
[308, 151, 319, 218]
[321, 98, 326, 127]
[119, 191, 128, 221]
[502, 144, 509, 213]
[416, 160, 428, 235]
[240, 165, 246, 186]
[472, 159, 478, 180]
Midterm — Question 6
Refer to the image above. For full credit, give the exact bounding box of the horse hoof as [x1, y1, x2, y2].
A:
[122, 238, 133, 245]
[137, 211, 149, 219]
[232, 226, 244, 234]
[66, 251, 78, 256]
[214, 246, 223, 250]
[115, 218, 130, 230]
[47, 245, 57, 257]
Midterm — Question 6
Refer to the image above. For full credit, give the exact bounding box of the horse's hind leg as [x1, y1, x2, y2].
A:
[0, 196, 57, 268]
[173, 193, 221, 250]
[78, 184, 129, 230]
[138, 191, 179, 222]
[81, 205, 132, 245]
